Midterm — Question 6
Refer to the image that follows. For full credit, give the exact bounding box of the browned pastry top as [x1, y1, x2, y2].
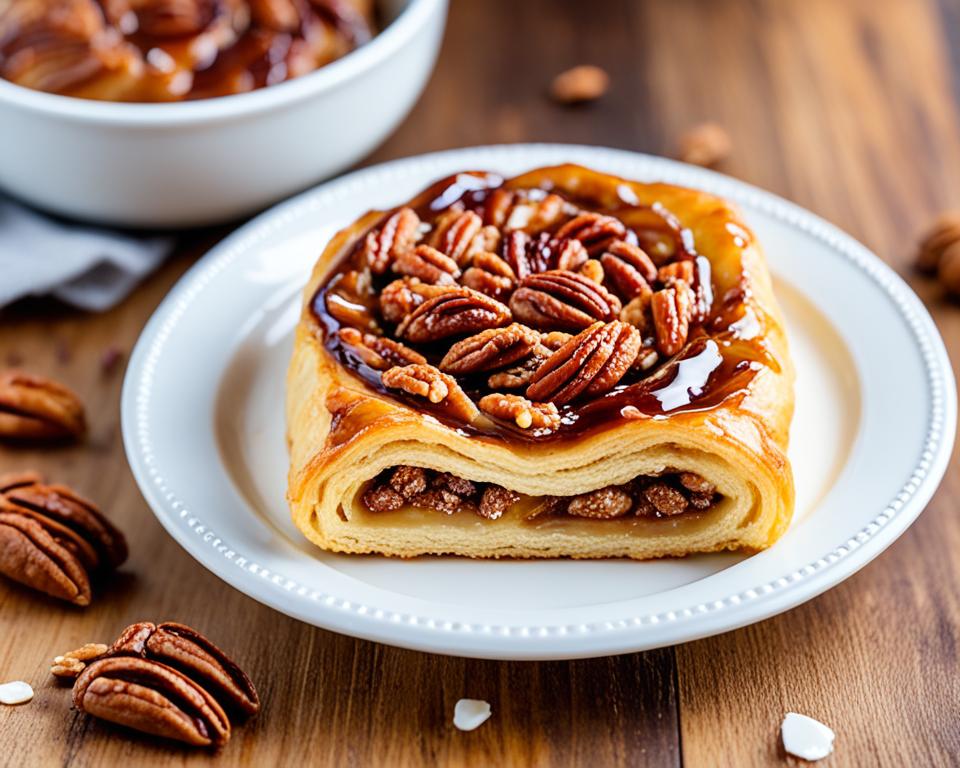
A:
[0, 0, 375, 102]
[309, 165, 782, 444]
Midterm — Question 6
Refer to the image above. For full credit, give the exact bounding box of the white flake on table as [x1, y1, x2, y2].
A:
[453, 698, 491, 731]
[0, 681, 34, 705]
[781, 712, 835, 761]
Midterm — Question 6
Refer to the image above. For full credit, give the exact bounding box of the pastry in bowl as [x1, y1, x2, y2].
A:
[286, 164, 795, 559]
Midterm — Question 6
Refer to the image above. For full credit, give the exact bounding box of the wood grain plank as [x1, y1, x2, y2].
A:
[669, 0, 960, 765]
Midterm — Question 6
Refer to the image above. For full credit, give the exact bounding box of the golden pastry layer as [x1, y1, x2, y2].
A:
[287, 164, 795, 559]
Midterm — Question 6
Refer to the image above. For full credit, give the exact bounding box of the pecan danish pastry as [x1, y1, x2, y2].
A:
[287, 164, 795, 559]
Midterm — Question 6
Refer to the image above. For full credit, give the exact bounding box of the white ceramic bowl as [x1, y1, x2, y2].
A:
[0, 0, 447, 228]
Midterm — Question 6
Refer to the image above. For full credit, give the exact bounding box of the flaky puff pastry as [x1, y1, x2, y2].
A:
[287, 164, 795, 559]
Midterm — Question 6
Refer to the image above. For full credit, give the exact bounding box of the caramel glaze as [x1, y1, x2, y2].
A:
[310, 171, 778, 444]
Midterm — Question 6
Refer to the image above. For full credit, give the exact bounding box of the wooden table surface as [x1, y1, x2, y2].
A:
[2, 0, 959, 765]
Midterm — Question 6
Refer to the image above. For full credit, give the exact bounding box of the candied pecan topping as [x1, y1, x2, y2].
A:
[600, 239, 657, 300]
[503, 231, 533, 279]
[658, 260, 695, 286]
[363, 207, 420, 274]
[567, 487, 633, 519]
[526, 321, 641, 404]
[540, 331, 573, 350]
[337, 328, 425, 370]
[393, 245, 461, 285]
[555, 212, 627, 256]
[619, 294, 652, 333]
[379, 278, 453, 324]
[478, 486, 520, 520]
[362, 484, 404, 513]
[431, 210, 483, 266]
[486, 355, 544, 390]
[478, 393, 561, 430]
[440, 323, 541, 375]
[396, 288, 511, 343]
[483, 188, 516, 229]
[503, 193, 568, 233]
[381, 364, 480, 421]
[509, 270, 622, 331]
[651, 281, 694, 356]
[389, 466, 428, 498]
[643, 482, 688, 516]
[461, 252, 517, 301]
[579, 259, 604, 284]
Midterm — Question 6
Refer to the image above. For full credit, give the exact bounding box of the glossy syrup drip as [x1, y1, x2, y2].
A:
[310, 172, 773, 444]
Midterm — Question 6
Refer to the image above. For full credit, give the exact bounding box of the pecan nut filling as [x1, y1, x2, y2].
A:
[361, 466, 720, 521]
[312, 170, 775, 442]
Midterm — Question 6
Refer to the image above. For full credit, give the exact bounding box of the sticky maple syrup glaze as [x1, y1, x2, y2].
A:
[310, 170, 777, 445]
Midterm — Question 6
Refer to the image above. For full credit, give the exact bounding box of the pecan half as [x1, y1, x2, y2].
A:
[73, 657, 231, 748]
[651, 281, 694, 356]
[0, 371, 86, 442]
[486, 354, 545, 390]
[509, 270, 622, 331]
[5, 481, 128, 570]
[567, 487, 633, 519]
[643, 482, 688, 516]
[337, 328, 426, 370]
[430, 210, 483, 266]
[393, 245, 461, 285]
[503, 231, 533, 279]
[579, 259, 604, 284]
[549, 65, 610, 104]
[502, 193, 567, 233]
[439, 324, 540, 375]
[555, 212, 627, 256]
[478, 393, 560, 430]
[378, 278, 453, 324]
[109, 621, 260, 717]
[461, 252, 517, 301]
[0, 478, 126, 606]
[362, 207, 420, 274]
[658, 260, 695, 286]
[619, 294, 653, 334]
[678, 122, 732, 167]
[600, 239, 657, 297]
[396, 289, 511, 343]
[381, 364, 480, 421]
[0, 506, 91, 606]
[526, 321, 641, 404]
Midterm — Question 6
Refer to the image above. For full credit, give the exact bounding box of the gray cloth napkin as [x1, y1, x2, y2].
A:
[0, 196, 174, 312]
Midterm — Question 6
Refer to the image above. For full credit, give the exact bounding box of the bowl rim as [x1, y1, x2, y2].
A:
[0, 0, 443, 126]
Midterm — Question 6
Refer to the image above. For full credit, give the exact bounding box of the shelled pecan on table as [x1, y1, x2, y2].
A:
[0, 371, 86, 442]
[0, 473, 126, 606]
[59, 621, 259, 749]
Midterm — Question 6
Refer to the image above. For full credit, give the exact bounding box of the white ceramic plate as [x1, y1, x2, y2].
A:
[122, 144, 955, 660]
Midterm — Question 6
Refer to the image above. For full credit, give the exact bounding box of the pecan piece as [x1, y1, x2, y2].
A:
[526, 321, 641, 404]
[478, 486, 520, 520]
[678, 122, 732, 167]
[396, 289, 511, 343]
[440, 323, 540, 375]
[510, 270, 622, 331]
[503, 193, 567, 233]
[643, 482, 689, 516]
[381, 364, 480, 421]
[393, 245, 461, 285]
[486, 356, 544, 390]
[567, 487, 633, 519]
[430, 210, 483, 265]
[337, 328, 426, 370]
[461, 252, 517, 301]
[362, 484, 404, 513]
[73, 657, 231, 748]
[51, 642, 109, 679]
[619, 293, 653, 333]
[378, 278, 453, 324]
[324, 270, 377, 331]
[550, 65, 610, 104]
[579, 259, 604, 284]
[478, 393, 560, 430]
[916, 213, 960, 274]
[0, 371, 86, 442]
[362, 207, 421, 274]
[503, 231, 533, 279]
[555, 212, 627, 256]
[651, 281, 694, 356]
[658, 260, 695, 286]
[389, 466, 428, 499]
[109, 621, 259, 717]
